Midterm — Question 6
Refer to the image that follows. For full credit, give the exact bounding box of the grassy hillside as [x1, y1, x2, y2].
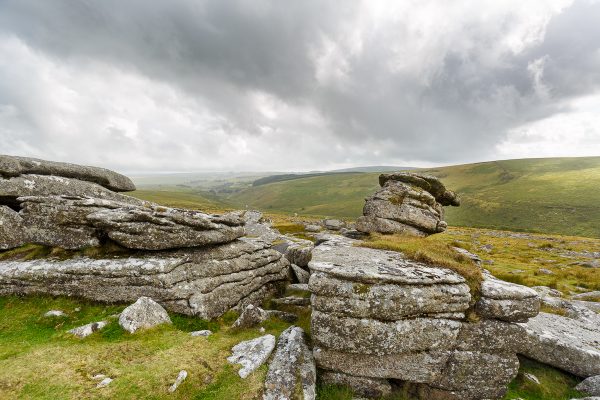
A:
[227, 157, 600, 238]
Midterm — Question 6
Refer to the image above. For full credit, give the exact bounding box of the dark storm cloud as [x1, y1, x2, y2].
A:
[0, 0, 599, 171]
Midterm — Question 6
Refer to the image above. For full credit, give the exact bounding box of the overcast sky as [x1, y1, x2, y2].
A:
[1, 0, 599, 173]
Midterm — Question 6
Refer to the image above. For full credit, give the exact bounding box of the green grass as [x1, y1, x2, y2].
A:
[0, 295, 291, 399]
[503, 357, 584, 399]
[225, 157, 600, 238]
[129, 189, 230, 213]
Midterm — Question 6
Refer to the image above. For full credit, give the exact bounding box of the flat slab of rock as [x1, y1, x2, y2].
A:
[264, 326, 312, 400]
[227, 334, 276, 378]
[0, 154, 135, 192]
[310, 272, 470, 320]
[0, 238, 289, 319]
[309, 239, 466, 286]
[119, 297, 172, 333]
[312, 311, 461, 355]
[518, 312, 600, 377]
[68, 321, 109, 338]
[475, 273, 540, 322]
[18, 195, 244, 250]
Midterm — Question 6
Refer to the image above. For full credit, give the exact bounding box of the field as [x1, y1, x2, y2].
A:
[220, 157, 600, 238]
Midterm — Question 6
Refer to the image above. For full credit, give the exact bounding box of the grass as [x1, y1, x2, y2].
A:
[503, 357, 584, 400]
[361, 233, 483, 297]
[440, 227, 600, 294]
[224, 157, 600, 238]
[0, 295, 292, 400]
[129, 189, 231, 214]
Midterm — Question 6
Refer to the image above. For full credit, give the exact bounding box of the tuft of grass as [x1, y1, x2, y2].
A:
[360, 233, 483, 297]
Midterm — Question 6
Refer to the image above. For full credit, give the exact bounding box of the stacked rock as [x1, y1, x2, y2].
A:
[0, 155, 289, 319]
[356, 172, 460, 236]
[308, 235, 540, 400]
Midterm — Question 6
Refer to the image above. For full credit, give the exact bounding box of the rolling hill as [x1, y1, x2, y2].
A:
[227, 157, 600, 238]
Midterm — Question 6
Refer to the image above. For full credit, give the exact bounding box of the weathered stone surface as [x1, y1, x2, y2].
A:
[0, 155, 136, 192]
[232, 304, 270, 329]
[243, 210, 280, 242]
[228, 334, 276, 379]
[309, 240, 467, 286]
[68, 321, 109, 338]
[190, 330, 212, 337]
[17, 195, 244, 250]
[312, 310, 461, 355]
[454, 319, 526, 353]
[577, 376, 600, 396]
[518, 312, 600, 377]
[119, 297, 172, 333]
[0, 238, 289, 319]
[425, 351, 519, 400]
[168, 370, 188, 393]
[285, 243, 313, 268]
[0, 206, 26, 250]
[291, 264, 310, 284]
[313, 347, 450, 382]
[320, 371, 392, 399]
[272, 296, 311, 306]
[323, 219, 345, 231]
[1, 174, 142, 206]
[356, 173, 459, 236]
[475, 274, 540, 322]
[264, 326, 307, 400]
[44, 310, 67, 318]
[572, 291, 600, 301]
[299, 337, 316, 400]
[309, 272, 470, 320]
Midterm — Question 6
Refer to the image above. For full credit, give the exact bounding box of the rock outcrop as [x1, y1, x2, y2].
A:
[308, 234, 540, 400]
[356, 172, 459, 236]
[0, 156, 291, 319]
[0, 237, 289, 319]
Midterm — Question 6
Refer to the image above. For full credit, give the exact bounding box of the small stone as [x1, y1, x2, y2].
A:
[231, 304, 270, 329]
[260, 327, 266, 333]
[190, 330, 212, 337]
[44, 310, 67, 317]
[524, 372, 541, 384]
[118, 297, 172, 334]
[291, 264, 310, 284]
[538, 268, 554, 275]
[288, 283, 310, 293]
[168, 370, 188, 393]
[68, 321, 108, 338]
[304, 224, 322, 232]
[96, 377, 113, 388]
[576, 375, 600, 396]
[227, 334, 276, 378]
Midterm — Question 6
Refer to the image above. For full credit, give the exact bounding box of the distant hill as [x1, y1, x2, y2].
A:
[227, 157, 600, 238]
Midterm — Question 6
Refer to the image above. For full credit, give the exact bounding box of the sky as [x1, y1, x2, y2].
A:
[0, 0, 599, 173]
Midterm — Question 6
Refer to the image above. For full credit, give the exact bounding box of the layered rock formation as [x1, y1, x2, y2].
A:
[356, 172, 459, 236]
[308, 235, 540, 400]
[0, 155, 289, 319]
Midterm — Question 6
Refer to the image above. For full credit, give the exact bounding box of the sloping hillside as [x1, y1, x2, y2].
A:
[227, 157, 600, 237]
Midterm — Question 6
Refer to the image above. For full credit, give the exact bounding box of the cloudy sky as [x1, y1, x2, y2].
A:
[0, 0, 599, 173]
